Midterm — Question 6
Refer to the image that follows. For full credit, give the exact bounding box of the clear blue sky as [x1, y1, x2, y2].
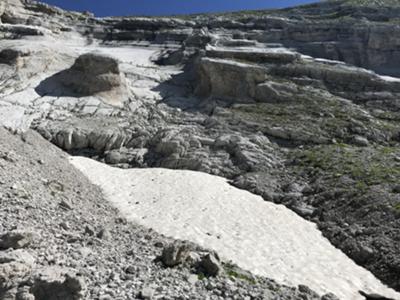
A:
[38, 0, 319, 17]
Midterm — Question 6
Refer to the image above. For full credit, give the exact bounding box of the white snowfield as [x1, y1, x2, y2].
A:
[70, 156, 400, 300]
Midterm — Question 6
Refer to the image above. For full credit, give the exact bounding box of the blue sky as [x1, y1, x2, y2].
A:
[38, 0, 318, 17]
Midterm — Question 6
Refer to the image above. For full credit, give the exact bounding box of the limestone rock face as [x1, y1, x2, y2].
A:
[195, 57, 268, 102]
[206, 46, 300, 64]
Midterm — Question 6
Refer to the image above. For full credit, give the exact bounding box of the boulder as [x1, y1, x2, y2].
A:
[139, 287, 155, 300]
[160, 241, 190, 267]
[32, 267, 86, 300]
[64, 53, 121, 95]
[352, 135, 369, 147]
[36, 53, 128, 107]
[199, 253, 222, 276]
[255, 80, 298, 103]
[0, 231, 35, 250]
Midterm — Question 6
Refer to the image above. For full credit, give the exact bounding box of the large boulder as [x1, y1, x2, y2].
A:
[36, 53, 128, 107]
[160, 242, 190, 267]
[63, 53, 121, 95]
[61, 53, 128, 106]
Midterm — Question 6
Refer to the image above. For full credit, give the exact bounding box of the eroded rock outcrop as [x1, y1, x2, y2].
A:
[195, 58, 268, 102]
[36, 53, 128, 107]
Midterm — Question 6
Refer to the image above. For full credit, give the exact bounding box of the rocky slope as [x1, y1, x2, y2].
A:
[1, 127, 333, 300]
[1, 0, 400, 298]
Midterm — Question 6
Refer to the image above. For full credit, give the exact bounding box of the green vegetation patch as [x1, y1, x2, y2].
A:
[224, 263, 257, 284]
[229, 89, 397, 145]
[292, 144, 400, 187]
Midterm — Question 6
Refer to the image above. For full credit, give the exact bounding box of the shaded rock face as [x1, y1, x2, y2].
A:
[0, 2, 5, 24]
[35, 53, 128, 107]
[0, 49, 22, 65]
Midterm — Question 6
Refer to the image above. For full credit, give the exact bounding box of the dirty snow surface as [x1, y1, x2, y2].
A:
[70, 156, 400, 300]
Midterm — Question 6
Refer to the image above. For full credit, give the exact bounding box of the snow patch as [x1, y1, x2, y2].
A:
[70, 156, 400, 300]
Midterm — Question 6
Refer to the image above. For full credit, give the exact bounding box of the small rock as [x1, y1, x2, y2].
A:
[322, 293, 340, 300]
[298, 284, 313, 294]
[0, 151, 16, 162]
[392, 185, 400, 194]
[97, 228, 111, 240]
[16, 286, 35, 300]
[186, 251, 202, 266]
[125, 265, 135, 274]
[60, 222, 70, 230]
[292, 204, 315, 218]
[160, 241, 190, 267]
[59, 199, 73, 210]
[199, 253, 222, 276]
[283, 182, 303, 193]
[356, 244, 375, 263]
[139, 287, 155, 300]
[187, 274, 198, 285]
[84, 225, 95, 236]
[154, 241, 164, 248]
[352, 136, 369, 147]
[115, 217, 128, 224]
